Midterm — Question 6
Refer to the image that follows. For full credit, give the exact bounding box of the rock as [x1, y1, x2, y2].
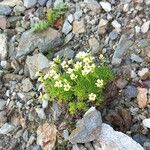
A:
[132, 134, 148, 146]
[42, 100, 48, 109]
[138, 39, 150, 48]
[0, 99, 6, 110]
[0, 5, 12, 15]
[24, 0, 37, 8]
[54, 48, 75, 59]
[21, 78, 33, 92]
[0, 16, 9, 29]
[84, 0, 101, 13]
[100, 2, 112, 12]
[26, 53, 50, 79]
[93, 123, 144, 150]
[54, 0, 63, 8]
[0, 34, 7, 60]
[98, 19, 108, 35]
[67, 14, 74, 23]
[137, 87, 148, 108]
[46, 0, 52, 8]
[74, 10, 82, 20]
[85, 142, 94, 150]
[88, 37, 100, 54]
[109, 31, 118, 40]
[138, 68, 149, 78]
[35, 108, 46, 120]
[17, 28, 62, 58]
[112, 20, 121, 32]
[0, 123, 15, 135]
[33, 145, 42, 150]
[131, 54, 143, 63]
[116, 78, 128, 89]
[51, 101, 62, 121]
[64, 33, 74, 44]
[13, 5, 25, 15]
[0, 0, 22, 7]
[26, 135, 36, 147]
[142, 118, 150, 128]
[141, 21, 150, 33]
[124, 85, 137, 100]
[62, 20, 72, 35]
[37, 123, 57, 150]
[144, 0, 150, 5]
[112, 34, 133, 66]
[144, 142, 150, 150]
[73, 20, 86, 34]
[68, 107, 102, 144]
[0, 111, 7, 127]
[38, 0, 47, 6]
[3, 73, 23, 81]
[72, 144, 87, 150]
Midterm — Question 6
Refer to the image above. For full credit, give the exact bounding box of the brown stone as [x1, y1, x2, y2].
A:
[0, 16, 9, 29]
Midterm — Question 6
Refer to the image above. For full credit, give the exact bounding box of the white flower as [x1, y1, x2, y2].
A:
[82, 68, 91, 76]
[53, 55, 60, 63]
[44, 74, 50, 80]
[74, 61, 82, 70]
[76, 51, 89, 59]
[89, 93, 96, 101]
[82, 56, 94, 63]
[54, 80, 63, 88]
[99, 54, 104, 60]
[70, 73, 78, 80]
[53, 73, 60, 80]
[66, 68, 74, 74]
[61, 60, 69, 69]
[35, 71, 40, 77]
[68, 59, 73, 65]
[96, 79, 103, 88]
[49, 69, 57, 77]
[64, 83, 71, 91]
[50, 61, 57, 68]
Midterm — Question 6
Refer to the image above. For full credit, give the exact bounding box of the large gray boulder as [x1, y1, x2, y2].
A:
[93, 123, 144, 150]
[16, 28, 63, 58]
[68, 107, 102, 144]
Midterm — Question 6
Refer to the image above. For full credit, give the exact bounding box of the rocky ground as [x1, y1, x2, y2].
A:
[0, 0, 150, 150]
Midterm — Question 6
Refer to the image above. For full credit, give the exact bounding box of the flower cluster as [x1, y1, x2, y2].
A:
[37, 51, 113, 114]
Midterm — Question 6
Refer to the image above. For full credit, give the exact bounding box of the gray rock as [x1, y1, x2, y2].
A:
[68, 14, 74, 23]
[64, 33, 74, 44]
[138, 39, 150, 48]
[142, 118, 150, 129]
[88, 37, 100, 54]
[84, 0, 101, 13]
[141, 21, 150, 33]
[46, 0, 53, 8]
[98, 19, 108, 35]
[74, 10, 82, 20]
[16, 28, 62, 58]
[93, 123, 144, 150]
[144, 0, 150, 5]
[112, 20, 121, 32]
[124, 85, 137, 100]
[144, 142, 150, 150]
[130, 54, 143, 63]
[68, 107, 102, 144]
[35, 108, 46, 120]
[0, 99, 6, 110]
[100, 2, 111, 12]
[21, 78, 33, 92]
[0, 111, 7, 127]
[51, 101, 62, 121]
[54, 0, 63, 8]
[112, 34, 133, 66]
[54, 48, 75, 59]
[0, 34, 7, 60]
[26, 53, 50, 79]
[62, 20, 72, 35]
[73, 20, 86, 34]
[132, 134, 148, 146]
[0, 5, 12, 15]
[109, 31, 118, 40]
[38, 0, 47, 6]
[0, 123, 15, 135]
[24, 0, 37, 8]
[33, 145, 42, 150]
[23, 130, 29, 142]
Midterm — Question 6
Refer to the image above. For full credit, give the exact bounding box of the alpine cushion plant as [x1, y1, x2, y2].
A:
[37, 52, 113, 114]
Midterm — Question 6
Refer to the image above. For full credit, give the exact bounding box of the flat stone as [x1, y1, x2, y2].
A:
[112, 20, 121, 32]
[0, 123, 15, 135]
[24, 0, 37, 8]
[144, 0, 150, 5]
[16, 28, 62, 58]
[64, 33, 74, 44]
[73, 20, 86, 34]
[0, 111, 7, 127]
[141, 21, 150, 33]
[84, 0, 101, 13]
[67, 14, 74, 23]
[100, 2, 112, 12]
[109, 31, 118, 40]
[142, 118, 150, 128]
[0, 16, 9, 29]
[93, 123, 144, 150]
[89, 37, 100, 54]
[54, 0, 63, 8]
[35, 108, 46, 120]
[0, 99, 6, 110]
[62, 20, 72, 35]
[138, 68, 149, 77]
[98, 19, 108, 35]
[21, 78, 33, 92]
[133, 134, 149, 145]
[131, 54, 143, 63]
[124, 85, 138, 100]
[0, 5, 12, 16]
[0, 34, 7, 60]
[112, 34, 133, 66]
[46, 0, 53, 8]
[38, 0, 47, 6]
[138, 39, 150, 48]
[26, 53, 50, 79]
[68, 107, 102, 144]
[0, 0, 22, 7]
[54, 48, 75, 59]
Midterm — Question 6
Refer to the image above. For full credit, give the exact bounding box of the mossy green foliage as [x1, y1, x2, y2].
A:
[37, 52, 113, 114]
[31, 3, 67, 32]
